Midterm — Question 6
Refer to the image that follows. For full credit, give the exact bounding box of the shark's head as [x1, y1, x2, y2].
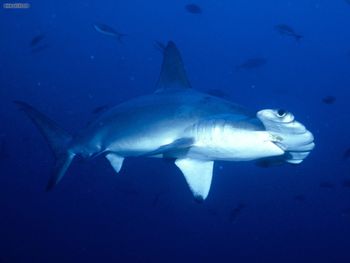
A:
[257, 109, 315, 164]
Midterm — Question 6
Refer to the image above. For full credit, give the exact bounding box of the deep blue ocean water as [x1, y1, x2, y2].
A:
[1, 0, 350, 262]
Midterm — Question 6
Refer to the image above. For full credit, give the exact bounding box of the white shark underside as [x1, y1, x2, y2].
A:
[16, 41, 315, 201]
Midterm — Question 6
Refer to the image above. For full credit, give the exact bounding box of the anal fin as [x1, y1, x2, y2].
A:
[175, 158, 214, 201]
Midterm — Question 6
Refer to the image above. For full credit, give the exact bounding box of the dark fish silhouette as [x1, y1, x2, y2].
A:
[322, 96, 336, 104]
[343, 148, 350, 160]
[319, 181, 335, 189]
[275, 24, 303, 41]
[229, 203, 246, 223]
[185, 4, 202, 14]
[30, 33, 45, 47]
[294, 194, 306, 202]
[236, 58, 267, 70]
[93, 23, 127, 43]
[342, 180, 350, 188]
[92, 105, 110, 115]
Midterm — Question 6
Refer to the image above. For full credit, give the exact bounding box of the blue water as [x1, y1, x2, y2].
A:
[1, 0, 350, 262]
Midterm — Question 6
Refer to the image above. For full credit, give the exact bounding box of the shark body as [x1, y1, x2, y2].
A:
[16, 42, 315, 201]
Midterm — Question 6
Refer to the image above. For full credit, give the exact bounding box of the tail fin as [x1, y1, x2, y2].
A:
[14, 101, 75, 190]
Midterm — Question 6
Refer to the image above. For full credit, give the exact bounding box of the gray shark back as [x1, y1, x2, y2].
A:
[74, 88, 263, 156]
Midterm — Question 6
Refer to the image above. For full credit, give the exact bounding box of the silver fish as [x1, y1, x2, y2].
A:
[275, 24, 303, 41]
[93, 23, 127, 43]
[30, 33, 46, 47]
[15, 41, 315, 201]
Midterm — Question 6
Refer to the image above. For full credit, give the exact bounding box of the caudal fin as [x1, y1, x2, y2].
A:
[14, 101, 75, 190]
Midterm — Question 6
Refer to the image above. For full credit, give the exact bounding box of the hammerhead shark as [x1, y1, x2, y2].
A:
[15, 41, 315, 201]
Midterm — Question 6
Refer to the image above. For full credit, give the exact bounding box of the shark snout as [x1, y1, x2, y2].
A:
[257, 109, 315, 164]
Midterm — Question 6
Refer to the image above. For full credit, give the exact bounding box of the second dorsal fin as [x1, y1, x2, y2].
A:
[155, 41, 191, 92]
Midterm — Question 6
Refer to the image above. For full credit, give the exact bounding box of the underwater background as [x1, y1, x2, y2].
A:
[1, 0, 350, 262]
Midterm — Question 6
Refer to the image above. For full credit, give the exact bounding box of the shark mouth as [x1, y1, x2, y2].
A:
[257, 109, 315, 164]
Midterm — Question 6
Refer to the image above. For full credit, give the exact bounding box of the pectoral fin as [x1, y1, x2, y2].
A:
[175, 158, 214, 201]
[106, 153, 124, 174]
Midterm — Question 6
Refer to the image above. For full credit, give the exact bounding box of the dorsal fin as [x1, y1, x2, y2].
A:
[155, 41, 191, 92]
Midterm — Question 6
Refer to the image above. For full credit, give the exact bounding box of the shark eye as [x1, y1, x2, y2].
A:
[277, 109, 287, 117]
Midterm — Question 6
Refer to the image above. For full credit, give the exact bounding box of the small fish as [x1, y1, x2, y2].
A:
[185, 4, 202, 14]
[342, 180, 350, 188]
[30, 33, 45, 47]
[92, 105, 110, 115]
[236, 58, 267, 70]
[322, 96, 336, 104]
[343, 148, 350, 160]
[275, 24, 303, 41]
[93, 23, 127, 43]
[319, 181, 335, 189]
[229, 203, 246, 223]
[294, 194, 306, 202]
